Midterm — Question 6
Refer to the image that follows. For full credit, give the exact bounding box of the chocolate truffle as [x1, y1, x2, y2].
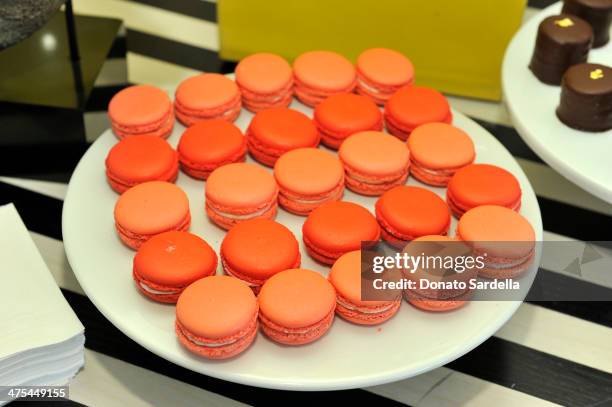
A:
[529, 14, 593, 85]
[562, 0, 612, 48]
[557, 63, 612, 132]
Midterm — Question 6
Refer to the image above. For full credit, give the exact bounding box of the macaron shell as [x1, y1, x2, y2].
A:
[221, 219, 300, 281]
[274, 148, 344, 196]
[178, 120, 246, 164]
[176, 276, 257, 340]
[236, 53, 293, 94]
[456, 205, 536, 259]
[356, 48, 414, 87]
[293, 51, 356, 91]
[339, 131, 410, 176]
[385, 86, 452, 130]
[109, 85, 171, 127]
[206, 163, 278, 210]
[408, 123, 475, 169]
[114, 181, 190, 235]
[106, 135, 178, 183]
[447, 164, 522, 210]
[258, 269, 336, 329]
[176, 74, 240, 110]
[376, 186, 450, 239]
[134, 231, 217, 286]
[248, 108, 319, 150]
[314, 93, 382, 135]
[303, 201, 380, 257]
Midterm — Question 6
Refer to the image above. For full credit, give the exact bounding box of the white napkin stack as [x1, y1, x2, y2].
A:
[0, 204, 84, 399]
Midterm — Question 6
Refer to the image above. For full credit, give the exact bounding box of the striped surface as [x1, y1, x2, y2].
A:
[4, 0, 612, 406]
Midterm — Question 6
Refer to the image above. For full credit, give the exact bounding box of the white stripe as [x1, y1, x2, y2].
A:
[69, 350, 248, 407]
[367, 366, 559, 406]
[94, 59, 128, 87]
[72, 0, 219, 51]
[127, 52, 201, 90]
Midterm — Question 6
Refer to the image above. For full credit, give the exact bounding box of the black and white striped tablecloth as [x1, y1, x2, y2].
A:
[3, 0, 612, 406]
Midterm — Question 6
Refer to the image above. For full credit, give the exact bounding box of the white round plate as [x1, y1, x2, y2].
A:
[63, 97, 543, 391]
[503, 1, 612, 203]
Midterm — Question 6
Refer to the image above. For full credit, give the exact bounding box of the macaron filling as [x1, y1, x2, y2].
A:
[221, 254, 301, 289]
[106, 162, 179, 193]
[206, 200, 276, 220]
[115, 212, 191, 249]
[446, 188, 522, 218]
[259, 307, 334, 345]
[138, 281, 180, 295]
[176, 311, 258, 350]
[111, 108, 174, 136]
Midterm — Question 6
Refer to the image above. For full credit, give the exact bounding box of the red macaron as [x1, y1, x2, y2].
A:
[384, 86, 452, 140]
[314, 93, 383, 149]
[133, 231, 217, 303]
[221, 219, 301, 293]
[246, 107, 319, 166]
[177, 119, 246, 180]
[105, 135, 179, 194]
[302, 201, 381, 265]
[375, 186, 451, 248]
[446, 164, 522, 218]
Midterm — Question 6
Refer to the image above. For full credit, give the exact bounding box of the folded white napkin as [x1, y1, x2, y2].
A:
[0, 204, 84, 401]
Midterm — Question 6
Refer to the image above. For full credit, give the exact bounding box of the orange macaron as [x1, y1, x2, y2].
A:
[221, 219, 300, 293]
[375, 186, 450, 248]
[338, 131, 410, 196]
[177, 119, 246, 180]
[446, 164, 522, 218]
[108, 85, 174, 139]
[456, 205, 536, 279]
[205, 163, 278, 230]
[293, 50, 357, 107]
[105, 135, 178, 194]
[356, 48, 415, 105]
[384, 86, 452, 140]
[408, 123, 475, 187]
[303, 201, 381, 265]
[274, 148, 345, 215]
[246, 107, 319, 166]
[401, 235, 476, 312]
[133, 231, 217, 303]
[235, 53, 293, 112]
[114, 181, 191, 250]
[174, 73, 241, 126]
[329, 250, 401, 325]
[314, 93, 383, 149]
[258, 269, 336, 345]
[176, 276, 258, 359]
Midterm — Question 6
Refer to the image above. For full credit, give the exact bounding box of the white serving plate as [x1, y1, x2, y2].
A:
[63, 96, 542, 391]
[503, 1, 612, 203]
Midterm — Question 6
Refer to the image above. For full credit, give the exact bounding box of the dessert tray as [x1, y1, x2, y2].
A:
[63, 97, 543, 390]
[503, 1, 612, 203]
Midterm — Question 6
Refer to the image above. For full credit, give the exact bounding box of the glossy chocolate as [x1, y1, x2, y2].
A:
[562, 0, 612, 47]
[557, 63, 612, 132]
[529, 14, 593, 85]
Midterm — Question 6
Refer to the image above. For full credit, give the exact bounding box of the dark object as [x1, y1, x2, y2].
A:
[529, 14, 593, 85]
[0, 0, 65, 50]
[557, 63, 612, 132]
[562, 0, 612, 48]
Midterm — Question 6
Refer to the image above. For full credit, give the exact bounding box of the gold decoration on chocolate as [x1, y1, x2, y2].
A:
[554, 18, 574, 28]
[590, 69, 604, 80]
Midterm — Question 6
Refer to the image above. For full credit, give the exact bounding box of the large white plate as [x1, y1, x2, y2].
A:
[503, 2, 612, 203]
[63, 97, 543, 391]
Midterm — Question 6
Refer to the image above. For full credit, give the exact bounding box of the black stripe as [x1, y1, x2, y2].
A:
[538, 196, 612, 241]
[107, 36, 127, 59]
[471, 119, 545, 164]
[448, 336, 612, 407]
[528, 0, 558, 9]
[0, 182, 63, 239]
[85, 84, 131, 112]
[127, 0, 216, 22]
[126, 29, 236, 74]
[60, 289, 408, 406]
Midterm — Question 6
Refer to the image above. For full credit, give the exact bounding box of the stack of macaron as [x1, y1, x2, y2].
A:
[100, 46, 537, 361]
